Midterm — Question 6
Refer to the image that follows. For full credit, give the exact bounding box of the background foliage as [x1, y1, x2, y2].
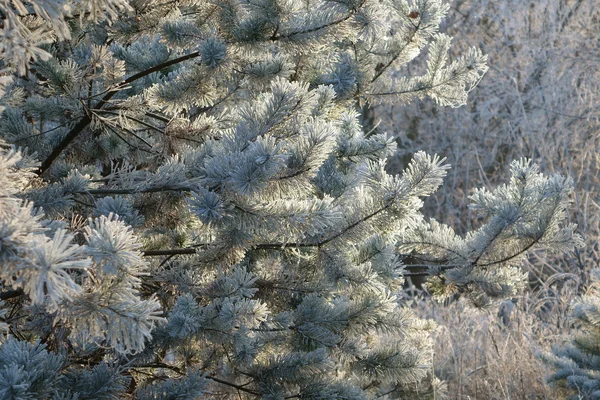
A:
[377, 0, 600, 398]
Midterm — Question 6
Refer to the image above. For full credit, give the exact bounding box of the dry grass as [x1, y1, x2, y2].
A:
[406, 272, 585, 399]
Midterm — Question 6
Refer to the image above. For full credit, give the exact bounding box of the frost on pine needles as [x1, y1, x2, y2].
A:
[0, 0, 583, 398]
[544, 269, 600, 399]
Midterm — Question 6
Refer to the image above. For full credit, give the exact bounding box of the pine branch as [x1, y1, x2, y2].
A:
[38, 51, 202, 175]
[399, 240, 469, 262]
[104, 123, 157, 155]
[143, 248, 197, 256]
[273, 0, 366, 40]
[370, 22, 420, 84]
[85, 186, 194, 195]
[141, 204, 392, 258]
[100, 111, 164, 134]
[135, 363, 260, 395]
[206, 376, 260, 396]
[477, 236, 541, 267]
[0, 289, 23, 300]
[368, 79, 452, 97]
[39, 115, 92, 175]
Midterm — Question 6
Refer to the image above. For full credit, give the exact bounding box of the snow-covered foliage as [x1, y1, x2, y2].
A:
[545, 269, 600, 399]
[0, 0, 583, 398]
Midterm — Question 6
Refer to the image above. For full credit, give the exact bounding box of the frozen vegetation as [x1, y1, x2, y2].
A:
[0, 0, 597, 398]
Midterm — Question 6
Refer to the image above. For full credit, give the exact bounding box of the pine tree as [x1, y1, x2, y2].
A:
[0, 0, 583, 398]
[546, 270, 600, 399]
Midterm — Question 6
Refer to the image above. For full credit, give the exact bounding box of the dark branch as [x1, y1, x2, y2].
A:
[206, 375, 260, 396]
[85, 186, 193, 195]
[143, 248, 197, 256]
[134, 363, 259, 395]
[38, 51, 201, 175]
[0, 289, 23, 301]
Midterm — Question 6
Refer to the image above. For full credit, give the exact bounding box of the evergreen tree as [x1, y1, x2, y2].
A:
[0, 0, 583, 398]
[546, 270, 600, 399]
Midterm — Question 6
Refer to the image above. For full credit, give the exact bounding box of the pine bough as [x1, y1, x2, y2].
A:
[545, 270, 600, 399]
[0, 0, 583, 398]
